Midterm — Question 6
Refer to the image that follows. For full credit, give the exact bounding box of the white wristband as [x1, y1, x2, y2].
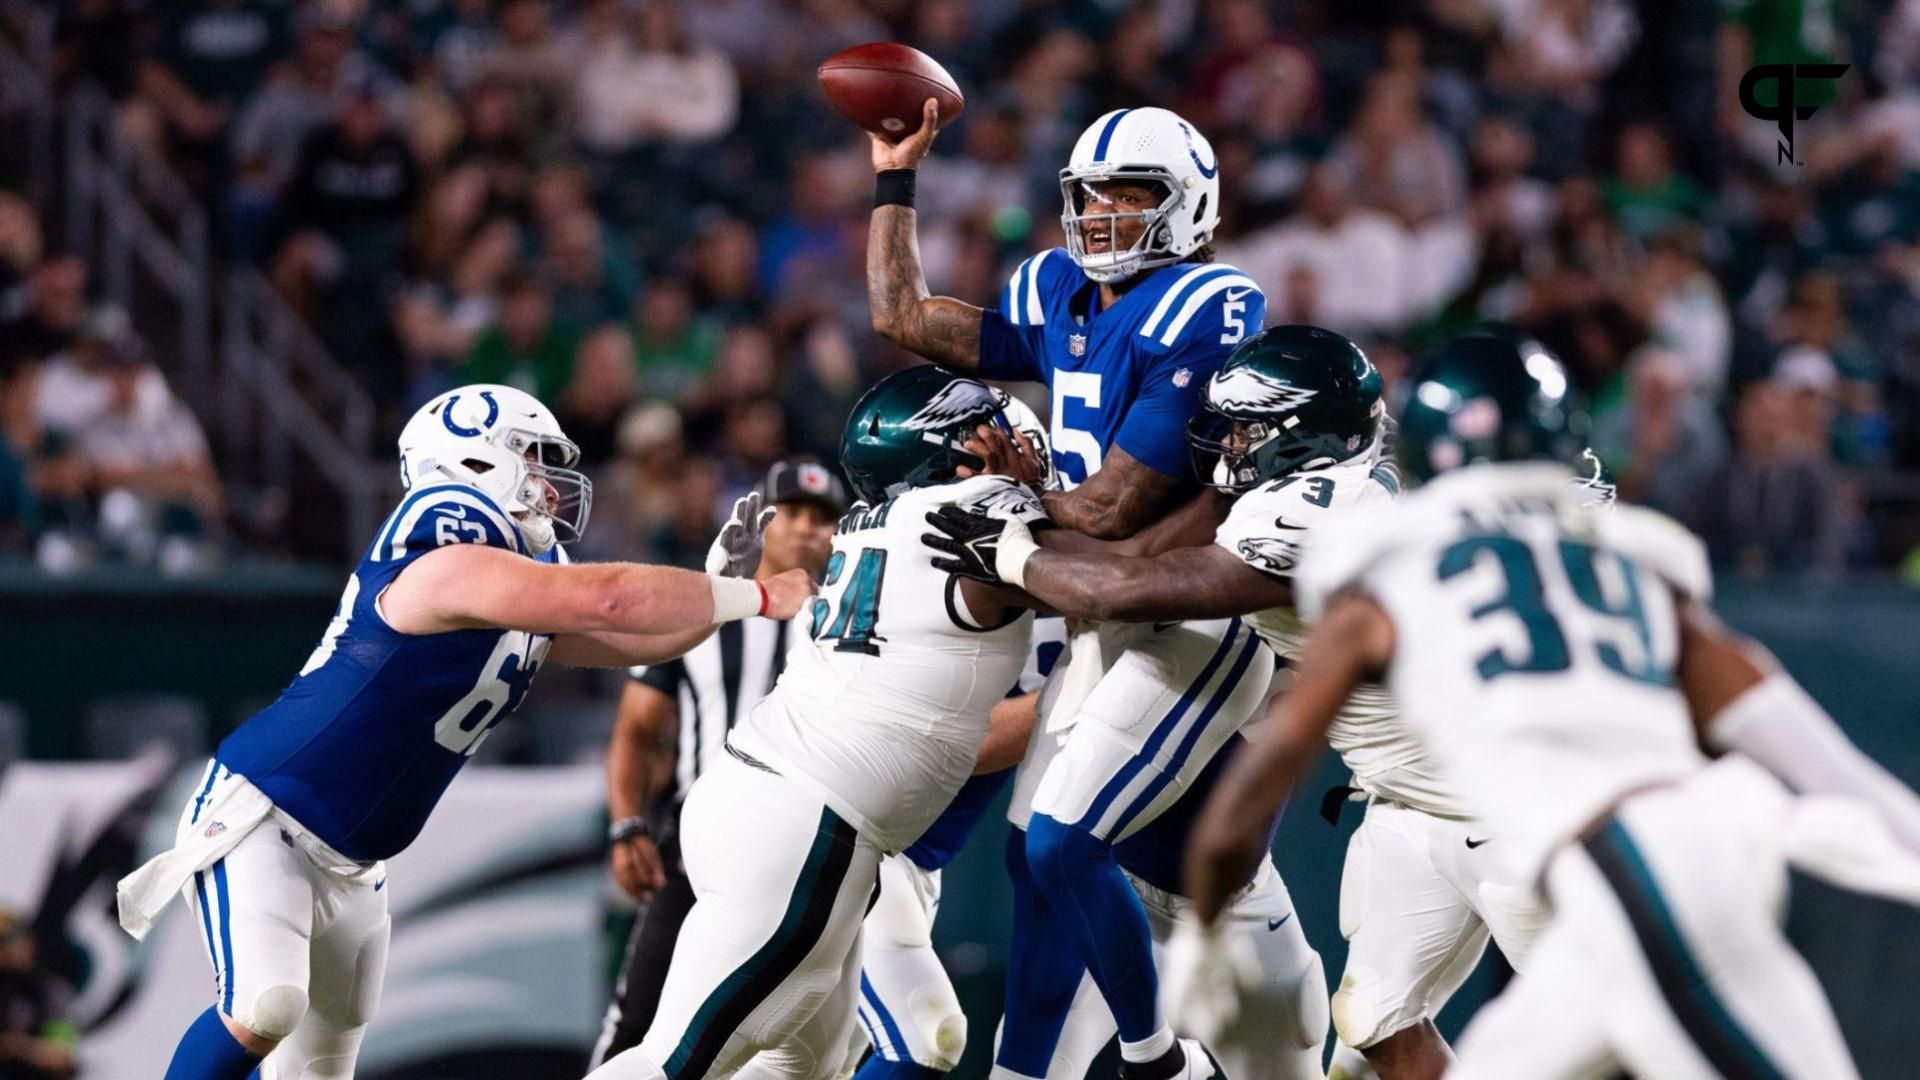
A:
[710, 575, 764, 622]
[997, 529, 1040, 591]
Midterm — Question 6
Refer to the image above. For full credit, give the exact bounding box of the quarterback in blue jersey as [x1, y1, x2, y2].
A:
[867, 101, 1272, 1080]
[116, 384, 814, 1080]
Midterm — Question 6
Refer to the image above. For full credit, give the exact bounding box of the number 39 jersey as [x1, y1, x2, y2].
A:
[732, 476, 1041, 852]
[1214, 457, 1463, 818]
[1298, 463, 1714, 880]
[979, 250, 1266, 488]
[216, 483, 557, 862]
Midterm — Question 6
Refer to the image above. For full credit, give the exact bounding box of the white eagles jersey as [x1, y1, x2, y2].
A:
[732, 475, 1041, 852]
[1298, 462, 1714, 881]
[1214, 457, 1462, 818]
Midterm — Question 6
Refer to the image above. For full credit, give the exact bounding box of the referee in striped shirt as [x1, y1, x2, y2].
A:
[590, 460, 847, 1067]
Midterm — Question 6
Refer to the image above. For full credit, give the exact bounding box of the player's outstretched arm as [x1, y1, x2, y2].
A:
[963, 426, 1225, 550]
[380, 543, 815, 641]
[1042, 445, 1184, 540]
[867, 98, 984, 369]
[1679, 603, 1920, 854]
[1185, 590, 1393, 925]
[924, 502, 1274, 622]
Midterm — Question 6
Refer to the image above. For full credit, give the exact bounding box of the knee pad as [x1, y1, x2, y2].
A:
[917, 1006, 966, 1071]
[240, 983, 309, 1041]
[1329, 964, 1418, 1052]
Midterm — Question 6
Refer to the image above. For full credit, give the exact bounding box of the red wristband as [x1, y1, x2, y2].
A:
[756, 580, 769, 617]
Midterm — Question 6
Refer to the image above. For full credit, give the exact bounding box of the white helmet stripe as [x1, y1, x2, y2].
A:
[1158, 275, 1258, 346]
[1090, 108, 1131, 162]
[1139, 265, 1232, 339]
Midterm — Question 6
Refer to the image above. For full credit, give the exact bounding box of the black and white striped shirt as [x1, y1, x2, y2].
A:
[629, 616, 802, 805]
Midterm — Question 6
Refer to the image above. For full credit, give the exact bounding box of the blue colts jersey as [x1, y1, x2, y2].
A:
[217, 483, 557, 861]
[978, 249, 1266, 488]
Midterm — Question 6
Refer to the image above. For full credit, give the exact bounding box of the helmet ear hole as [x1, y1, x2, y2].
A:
[1193, 192, 1209, 224]
[462, 458, 496, 475]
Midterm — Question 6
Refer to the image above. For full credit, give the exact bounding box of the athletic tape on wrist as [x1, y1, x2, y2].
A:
[711, 574, 763, 622]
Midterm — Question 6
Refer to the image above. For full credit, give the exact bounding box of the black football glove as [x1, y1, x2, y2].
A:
[922, 504, 1011, 585]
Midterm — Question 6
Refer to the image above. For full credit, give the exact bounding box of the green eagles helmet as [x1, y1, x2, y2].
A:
[1396, 328, 1588, 483]
[839, 366, 1010, 505]
[1188, 324, 1385, 492]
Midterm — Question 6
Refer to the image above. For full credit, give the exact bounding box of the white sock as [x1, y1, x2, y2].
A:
[1120, 1024, 1177, 1064]
[989, 1068, 1045, 1080]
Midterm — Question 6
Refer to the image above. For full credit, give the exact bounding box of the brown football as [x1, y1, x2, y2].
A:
[818, 43, 965, 142]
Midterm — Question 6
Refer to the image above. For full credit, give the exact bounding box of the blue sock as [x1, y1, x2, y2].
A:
[164, 1006, 263, 1080]
[1026, 813, 1161, 1042]
[994, 825, 1092, 1076]
[853, 1058, 947, 1080]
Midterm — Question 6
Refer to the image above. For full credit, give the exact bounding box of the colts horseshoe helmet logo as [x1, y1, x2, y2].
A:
[441, 391, 501, 437]
[1177, 121, 1217, 180]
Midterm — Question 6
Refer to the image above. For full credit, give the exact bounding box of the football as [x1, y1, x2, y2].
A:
[818, 43, 965, 142]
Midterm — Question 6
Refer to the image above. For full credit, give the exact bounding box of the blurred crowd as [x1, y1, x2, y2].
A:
[8, 0, 1920, 578]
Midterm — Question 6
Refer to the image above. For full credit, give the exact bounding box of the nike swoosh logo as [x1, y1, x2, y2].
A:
[1465, 837, 1491, 849]
[1225, 288, 1253, 303]
[1273, 516, 1309, 530]
[1267, 914, 1292, 931]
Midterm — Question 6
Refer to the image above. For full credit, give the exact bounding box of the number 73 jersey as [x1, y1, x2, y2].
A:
[732, 476, 1041, 852]
[214, 483, 557, 862]
[1297, 463, 1715, 881]
[1212, 457, 1466, 819]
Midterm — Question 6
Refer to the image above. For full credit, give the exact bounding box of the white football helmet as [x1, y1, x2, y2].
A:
[993, 389, 1057, 492]
[397, 384, 591, 553]
[1060, 107, 1222, 283]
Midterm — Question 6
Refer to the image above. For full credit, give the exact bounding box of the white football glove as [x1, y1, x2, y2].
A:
[705, 492, 777, 578]
[1160, 915, 1259, 1047]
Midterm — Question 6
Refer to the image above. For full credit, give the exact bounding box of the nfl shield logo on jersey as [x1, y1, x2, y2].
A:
[1069, 334, 1087, 357]
[1173, 367, 1192, 388]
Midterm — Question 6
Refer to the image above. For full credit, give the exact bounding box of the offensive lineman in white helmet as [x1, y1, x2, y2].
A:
[865, 100, 1282, 1080]
[121, 384, 814, 1080]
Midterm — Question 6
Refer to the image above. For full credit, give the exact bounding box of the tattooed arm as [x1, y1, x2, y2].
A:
[1020, 542, 1293, 625]
[1041, 446, 1187, 540]
[868, 99, 984, 369]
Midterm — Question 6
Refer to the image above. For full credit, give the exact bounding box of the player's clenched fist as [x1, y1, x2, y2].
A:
[760, 567, 818, 620]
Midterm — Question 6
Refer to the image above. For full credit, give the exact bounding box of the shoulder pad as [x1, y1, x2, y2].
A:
[1599, 506, 1712, 603]
[1136, 264, 1265, 352]
[1001, 248, 1072, 328]
[370, 485, 520, 564]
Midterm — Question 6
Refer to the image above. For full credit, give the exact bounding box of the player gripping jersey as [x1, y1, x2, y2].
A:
[119, 385, 814, 1080]
[589, 368, 1045, 1080]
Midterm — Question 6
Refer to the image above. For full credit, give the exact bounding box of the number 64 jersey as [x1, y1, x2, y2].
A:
[1297, 463, 1715, 883]
[731, 476, 1042, 853]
